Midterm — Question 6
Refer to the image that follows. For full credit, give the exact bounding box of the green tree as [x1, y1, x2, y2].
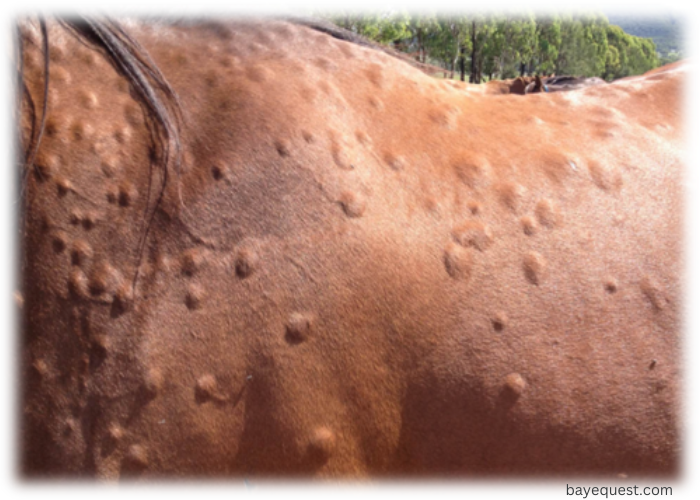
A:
[641, 38, 659, 69]
[586, 15, 611, 76]
[322, 10, 666, 83]
[436, 16, 471, 80]
[469, 15, 497, 83]
[555, 14, 608, 76]
[481, 18, 505, 80]
[407, 14, 439, 63]
[533, 16, 561, 75]
[605, 24, 658, 79]
[605, 24, 629, 78]
[604, 44, 621, 80]
[487, 14, 537, 79]
[377, 12, 411, 45]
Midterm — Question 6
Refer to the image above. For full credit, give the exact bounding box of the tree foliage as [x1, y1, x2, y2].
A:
[606, 14, 682, 58]
[322, 11, 663, 82]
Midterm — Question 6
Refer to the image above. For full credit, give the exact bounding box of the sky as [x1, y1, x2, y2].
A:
[659, 2, 692, 9]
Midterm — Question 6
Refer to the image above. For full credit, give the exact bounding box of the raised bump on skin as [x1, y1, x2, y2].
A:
[539, 155, 576, 184]
[49, 45, 65, 62]
[355, 130, 370, 145]
[498, 182, 527, 213]
[118, 182, 138, 207]
[44, 117, 68, 137]
[101, 157, 119, 178]
[124, 103, 143, 126]
[34, 154, 59, 181]
[91, 333, 110, 355]
[195, 373, 218, 400]
[492, 312, 508, 332]
[106, 186, 119, 204]
[68, 269, 90, 298]
[51, 66, 71, 84]
[112, 283, 134, 314]
[235, 247, 259, 278]
[443, 242, 473, 281]
[63, 417, 77, 436]
[605, 278, 619, 294]
[70, 240, 93, 267]
[338, 191, 366, 218]
[308, 427, 336, 462]
[368, 96, 384, 110]
[69, 210, 83, 226]
[114, 126, 132, 144]
[451, 221, 494, 251]
[81, 212, 98, 230]
[52, 231, 68, 253]
[211, 163, 228, 181]
[56, 177, 73, 197]
[337, 42, 355, 59]
[383, 151, 405, 171]
[535, 199, 558, 228]
[10, 290, 24, 310]
[70, 121, 94, 141]
[107, 423, 124, 443]
[331, 137, 354, 170]
[181, 248, 207, 276]
[366, 64, 384, 88]
[143, 368, 164, 397]
[453, 156, 489, 188]
[523, 251, 546, 285]
[467, 201, 482, 215]
[125, 444, 148, 467]
[639, 276, 664, 312]
[88, 262, 123, 296]
[314, 57, 336, 71]
[429, 105, 460, 129]
[504, 373, 526, 397]
[32, 359, 49, 378]
[301, 130, 315, 143]
[79, 90, 98, 109]
[285, 312, 314, 344]
[275, 139, 291, 157]
[245, 64, 271, 82]
[589, 160, 623, 191]
[185, 284, 205, 310]
[520, 216, 537, 236]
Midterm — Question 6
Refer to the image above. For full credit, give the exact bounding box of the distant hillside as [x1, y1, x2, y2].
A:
[606, 14, 683, 56]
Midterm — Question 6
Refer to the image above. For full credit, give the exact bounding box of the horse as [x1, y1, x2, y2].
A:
[485, 74, 607, 95]
[532, 75, 608, 93]
[17, 17, 683, 479]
